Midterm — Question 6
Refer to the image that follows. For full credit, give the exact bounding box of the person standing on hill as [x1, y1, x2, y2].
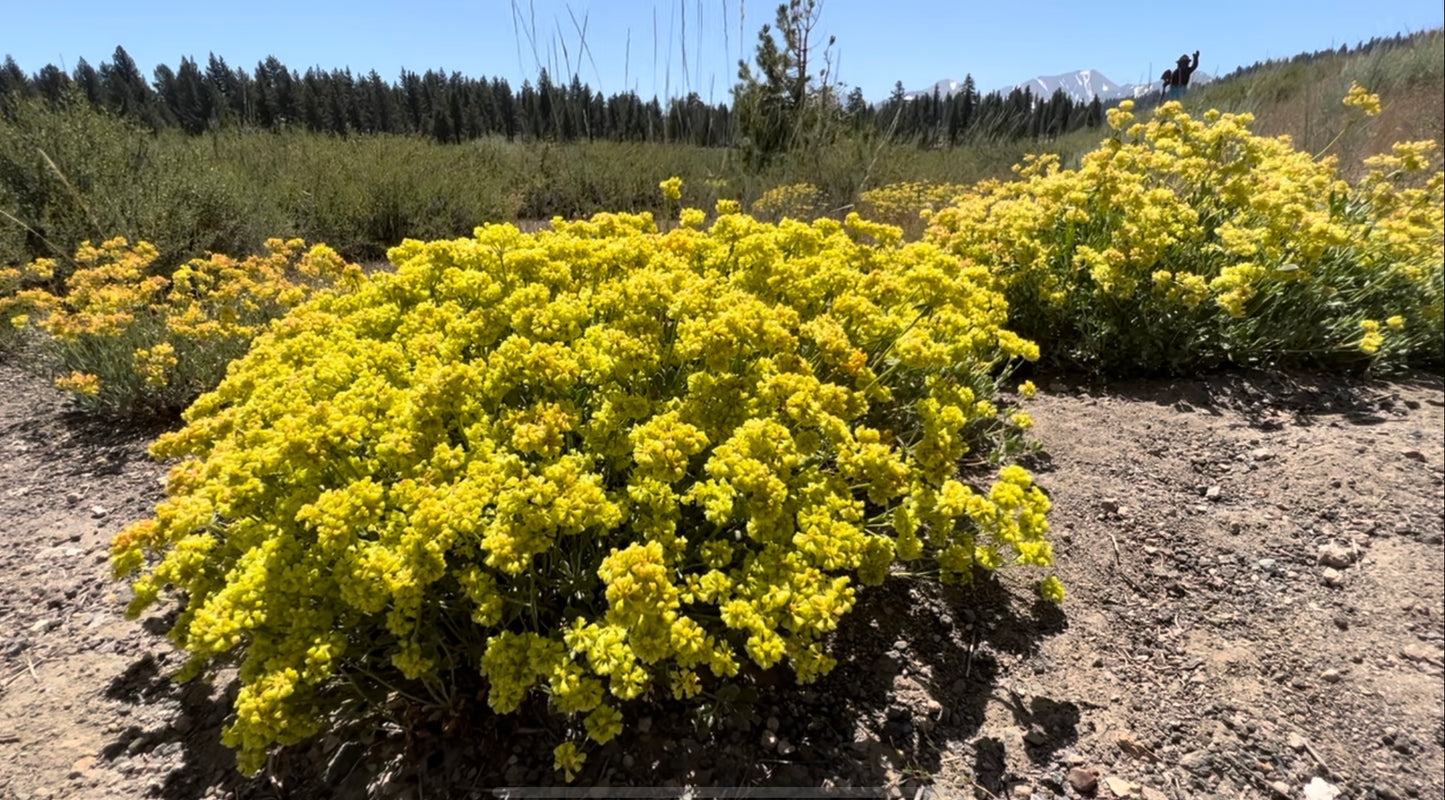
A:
[1168, 50, 1200, 99]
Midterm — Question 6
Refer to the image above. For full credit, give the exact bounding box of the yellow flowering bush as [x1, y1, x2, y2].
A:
[14, 238, 363, 415]
[858, 181, 970, 238]
[750, 182, 826, 222]
[113, 203, 1053, 776]
[926, 98, 1444, 373]
[0, 255, 55, 350]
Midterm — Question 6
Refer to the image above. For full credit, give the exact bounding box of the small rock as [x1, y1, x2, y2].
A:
[1205, 486, 1222, 501]
[1011, 785, 1033, 799]
[1140, 789, 1168, 800]
[760, 730, 777, 750]
[1066, 767, 1098, 794]
[1, 638, 28, 658]
[1104, 776, 1141, 798]
[1252, 448, 1274, 461]
[1257, 558, 1278, 572]
[1317, 543, 1355, 569]
[1179, 749, 1212, 776]
[1270, 781, 1292, 797]
[776, 738, 794, 756]
[65, 492, 82, 505]
[1286, 732, 1309, 753]
[1303, 777, 1340, 800]
[1374, 785, 1404, 800]
[1116, 733, 1156, 761]
[1402, 450, 1426, 462]
[29, 618, 61, 634]
[1023, 729, 1048, 746]
[1101, 498, 1120, 514]
[68, 756, 96, 780]
[1320, 568, 1345, 587]
[766, 716, 780, 732]
[1320, 668, 1343, 683]
[90, 505, 108, 519]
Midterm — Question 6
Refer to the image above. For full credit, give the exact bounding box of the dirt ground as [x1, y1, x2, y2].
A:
[1, 360, 1441, 800]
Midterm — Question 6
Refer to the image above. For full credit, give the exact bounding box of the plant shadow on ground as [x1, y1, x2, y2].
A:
[1044, 367, 1443, 431]
[102, 644, 257, 800]
[311, 573, 1075, 795]
[100, 569, 1074, 797]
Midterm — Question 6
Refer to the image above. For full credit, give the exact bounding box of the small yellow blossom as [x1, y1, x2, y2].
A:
[1342, 82, 1382, 117]
[553, 741, 586, 782]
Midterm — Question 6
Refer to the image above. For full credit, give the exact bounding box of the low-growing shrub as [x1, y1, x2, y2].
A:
[858, 181, 971, 238]
[925, 94, 1444, 374]
[750, 182, 827, 222]
[113, 200, 1055, 776]
[16, 237, 361, 416]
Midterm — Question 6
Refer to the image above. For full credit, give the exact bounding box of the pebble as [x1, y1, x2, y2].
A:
[1104, 776, 1141, 798]
[1205, 486, 1222, 501]
[1066, 767, 1097, 794]
[90, 506, 108, 519]
[1271, 781, 1292, 797]
[29, 618, 61, 634]
[1320, 568, 1345, 587]
[1252, 448, 1274, 461]
[1320, 668, 1343, 683]
[1179, 749, 1212, 776]
[1286, 732, 1309, 752]
[1402, 450, 1426, 462]
[1317, 543, 1355, 569]
[1303, 777, 1340, 800]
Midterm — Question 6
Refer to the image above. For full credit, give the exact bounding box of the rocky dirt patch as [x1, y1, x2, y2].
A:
[1, 361, 1440, 799]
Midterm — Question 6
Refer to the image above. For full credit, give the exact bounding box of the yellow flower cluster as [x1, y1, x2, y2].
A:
[1342, 82, 1382, 117]
[750, 182, 826, 222]
[12, 238, 363, 415]
[0, 256, 55, 348]
[114, 200, 1053, 776]
[858, 181, 970, 237]
[925, 96, 1443, 373]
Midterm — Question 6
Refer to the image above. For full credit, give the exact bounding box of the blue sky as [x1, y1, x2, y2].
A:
[4, 1, 1442, 102]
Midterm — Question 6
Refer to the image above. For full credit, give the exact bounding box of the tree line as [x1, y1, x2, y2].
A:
[0, 44, 1108, 149]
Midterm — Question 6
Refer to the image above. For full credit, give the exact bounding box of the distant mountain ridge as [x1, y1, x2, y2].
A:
[905, 68, 1214, 105]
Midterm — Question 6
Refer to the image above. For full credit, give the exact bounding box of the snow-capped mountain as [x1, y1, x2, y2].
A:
[904, 69, 1214, 105]
[1003, 68, 1215, 103]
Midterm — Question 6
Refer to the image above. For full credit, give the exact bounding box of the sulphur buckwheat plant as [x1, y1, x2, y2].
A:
[926, 97, 1443, 373]
[16, 238, 363, 415]
[114, 204, 1055, 777]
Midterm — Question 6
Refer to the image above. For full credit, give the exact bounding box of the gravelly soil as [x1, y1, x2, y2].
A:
[1, 360, 1441, 800]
